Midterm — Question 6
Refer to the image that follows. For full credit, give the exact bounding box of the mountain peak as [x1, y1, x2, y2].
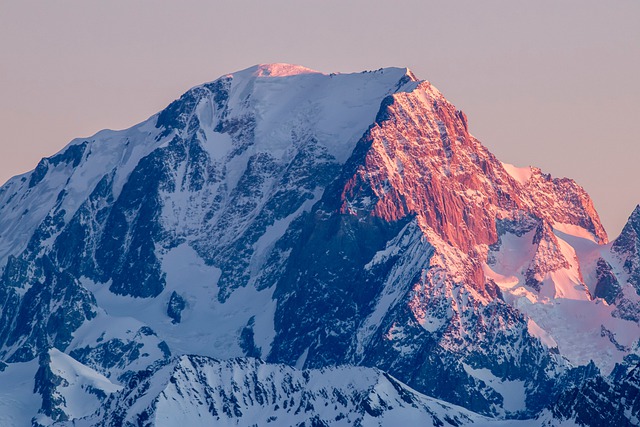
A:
[630, 204, 640, 223]
[234, 63, 321, 78]
[228, 63, 418, 82]
[616, 204, 640, 238]
[0, 63, 638, 426]
[612, 204, 640, 259]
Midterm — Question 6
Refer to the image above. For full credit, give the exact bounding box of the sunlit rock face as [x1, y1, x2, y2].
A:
[0, 64, 638, 426]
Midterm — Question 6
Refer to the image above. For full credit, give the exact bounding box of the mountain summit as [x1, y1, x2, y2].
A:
[0, 64, 638, 426]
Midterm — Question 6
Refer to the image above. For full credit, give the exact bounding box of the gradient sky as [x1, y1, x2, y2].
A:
[1, 0, 638, 237]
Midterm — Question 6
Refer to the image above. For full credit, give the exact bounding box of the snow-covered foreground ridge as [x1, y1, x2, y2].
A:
[0, 63, 639, 426]
[65, 356, 498, 427]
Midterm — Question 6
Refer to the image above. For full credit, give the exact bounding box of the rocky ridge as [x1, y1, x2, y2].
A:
[67, 356, 494, 427]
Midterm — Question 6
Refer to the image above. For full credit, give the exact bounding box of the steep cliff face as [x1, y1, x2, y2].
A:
[340, 82, 606, 254]
[0, 64, 638, 425]
[335, 78, 606, 298]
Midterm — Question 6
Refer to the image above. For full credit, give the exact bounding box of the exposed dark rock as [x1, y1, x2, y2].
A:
[167, 291, 187, 324]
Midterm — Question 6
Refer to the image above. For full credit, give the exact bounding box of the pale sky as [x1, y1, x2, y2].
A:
[1, 0, 638, 237]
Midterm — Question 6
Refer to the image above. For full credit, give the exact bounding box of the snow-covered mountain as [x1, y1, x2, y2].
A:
[0, 63, 638, 426]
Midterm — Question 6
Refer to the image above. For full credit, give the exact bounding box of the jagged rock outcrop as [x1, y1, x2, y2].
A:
[545, 362, 640, 426]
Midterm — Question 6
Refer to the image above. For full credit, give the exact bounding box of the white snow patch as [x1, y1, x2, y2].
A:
[514, 297, 639, 373]
[538, 235, 590, 301]
[502, 162, 532, 185]
[527, 318, 558, 349]
[553, 222, 598, 244]
[85, 243, 277, 360]
[69, 307, 169, 380]
[0, 359, 40, 427]
[483, 228, 536, 298]
[196, 100, 234, 160]
[40, 349, 122, 422]
[462, 363, 527, 413]
[250, 189, 322, 279]
[483, 264, 520, 291]
[488, 228, 639, 373]
[295, 347, 310, 370]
